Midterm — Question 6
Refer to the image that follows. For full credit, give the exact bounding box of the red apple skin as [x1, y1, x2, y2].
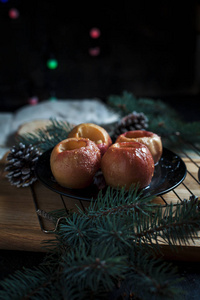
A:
[68, 123, 112, 156]
[101, 141, 155, 190]
[116, 130, 162, 165]
[50, 137, 101, 189]
[96, 142, 110, 156]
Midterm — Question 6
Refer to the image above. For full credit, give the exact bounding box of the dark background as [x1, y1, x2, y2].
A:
[0, 0, 199, 119]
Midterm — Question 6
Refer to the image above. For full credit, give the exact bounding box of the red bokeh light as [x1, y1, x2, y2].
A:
[89, 27, 101, 39]
[88, 47, 100, 57]
[28, 96, 39, 105]
[8, 8, 20, 19]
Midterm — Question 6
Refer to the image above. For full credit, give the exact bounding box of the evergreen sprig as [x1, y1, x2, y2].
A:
[82, 186, 154, 218]
[61, 244, 128, 299]
[107, 91, 200, 144]
[124, 252, 183, 300]
[0, 264, 62, 300]
[1, 189, 199, 299]
[16, 119, 75, 152]
[132, 199, 200, 248]
[0, 188, 200, 299]
[108, 91, 179, 120]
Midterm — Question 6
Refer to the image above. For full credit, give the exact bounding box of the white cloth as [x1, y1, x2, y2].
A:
[10, 99, 119, 131]
[0, 113, 13, 158]
[0, 99, 119, 159]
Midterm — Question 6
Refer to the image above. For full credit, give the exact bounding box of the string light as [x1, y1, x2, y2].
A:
[8, 8, 20, 19]
[46, 58, 58, 69]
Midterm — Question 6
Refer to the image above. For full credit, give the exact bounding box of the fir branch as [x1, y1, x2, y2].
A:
[55, 187, 157, 253]
[107, 91, 200, 144]
[132, 199, 200, 248]
[49, 188, 200, 254]
[1, 194, 199, 299]
[124, 251, 183, 300]
[16, 119, 74, 152]
[80, 186, 155, 219]
[107, 91, 180, 120]
[0, 265, 62, 300]
[60, 244, 127, 300]
[95, 215, 136, 253]
[58, 214, 95, 249]
[50, 192, 200, 299]
[179, 121, 200, 143]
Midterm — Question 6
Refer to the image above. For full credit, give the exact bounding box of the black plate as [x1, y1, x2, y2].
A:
[35, 147, 187, 201]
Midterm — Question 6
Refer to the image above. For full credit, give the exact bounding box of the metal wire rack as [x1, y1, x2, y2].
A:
[31, 138, 200, 234]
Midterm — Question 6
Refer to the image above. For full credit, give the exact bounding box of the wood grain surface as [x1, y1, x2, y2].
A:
[1, 150, 200, 261]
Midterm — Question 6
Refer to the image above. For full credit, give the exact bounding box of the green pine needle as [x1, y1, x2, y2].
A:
[125, 251, 183, 299]
[0, 265, 62, 300]
[81, 185, 155, 219]
[16, 118, 75, 152]
[1, 189, 199, 299]
[107, 91, 200, 144]
[61, 244, 127, 299]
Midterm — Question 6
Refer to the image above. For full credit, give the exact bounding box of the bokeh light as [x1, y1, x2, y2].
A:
[89, 27, 101, 39]
[46, 58, 58, 69]
[8, 8, 20, 19]
[28, 96, 39, 105]
[49, 96, 57, 101]
[89, 47, 100, 57]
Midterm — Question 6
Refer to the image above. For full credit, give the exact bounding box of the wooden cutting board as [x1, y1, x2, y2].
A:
[0, 151, 200, 261]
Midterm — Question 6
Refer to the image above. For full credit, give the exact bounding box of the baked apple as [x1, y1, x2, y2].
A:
[68, 123, 112, 156]
[50, 137, 101, 189]
[116, 130, 162, 164]
[101, 141, 154, 190]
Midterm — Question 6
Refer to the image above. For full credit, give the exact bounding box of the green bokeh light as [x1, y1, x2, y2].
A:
[47, 58, 58, 69]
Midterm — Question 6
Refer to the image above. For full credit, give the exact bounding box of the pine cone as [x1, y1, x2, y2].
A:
[111, 111, 149, 142]
[5, 143, 41, 188]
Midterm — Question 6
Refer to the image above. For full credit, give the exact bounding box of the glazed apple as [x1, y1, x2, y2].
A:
[116, 130, 162, 164]
[101, 141, 155, 190]
[68, 123, 112, 156]
[50, 137, 101, 189]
